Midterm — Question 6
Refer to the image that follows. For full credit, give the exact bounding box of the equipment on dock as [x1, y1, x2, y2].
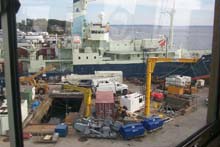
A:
[145, 57, 198, 116]
[19, 65, 55, 94]
[55, 123, 68, 137]
[166, 75, 193, 95]
[32, 133, 59, 144]
[195, 79, 205, 88]
[120, 93, 145, 113]
[167, 85, 184, 95]
[151, 92, 164, 102]
[62, 84, 92, 117]
[141, 116, 164, 132]
[165, 75, 191, 88]
[119, 123, 145, 140]
[74, 118, 118, 139]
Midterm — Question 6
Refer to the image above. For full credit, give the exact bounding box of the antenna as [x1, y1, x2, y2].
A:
[161, 0, 176, 50]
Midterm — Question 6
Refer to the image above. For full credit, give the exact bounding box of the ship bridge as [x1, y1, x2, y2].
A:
[86, 23, 110, 41]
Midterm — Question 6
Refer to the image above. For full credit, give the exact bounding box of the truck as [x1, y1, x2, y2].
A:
[78, 79, 128, 95]
[95, 80, 128, 95]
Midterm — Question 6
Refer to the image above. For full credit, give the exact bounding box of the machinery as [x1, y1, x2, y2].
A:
[151, 91, 164, 102]
[145, 57, 198, 116]
[141, 116, 164, 132]
[62, 84, 92, 118]
[74, 118, 119, 139]
[119, 123, 145, 140]
[19, 65, 55, 94]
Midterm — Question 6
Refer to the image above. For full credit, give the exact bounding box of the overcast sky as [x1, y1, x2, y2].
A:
[17, 0, 215, 26]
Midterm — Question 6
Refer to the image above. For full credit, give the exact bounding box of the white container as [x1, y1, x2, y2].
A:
[0, 115, 9, 135]
[196, 79, 205, 87]
[120, 93, 145, 113]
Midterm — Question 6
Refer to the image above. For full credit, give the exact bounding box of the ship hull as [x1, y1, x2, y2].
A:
[72, 55, 211, 79]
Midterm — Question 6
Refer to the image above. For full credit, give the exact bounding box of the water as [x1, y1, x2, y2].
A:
[109, 25, 213, 50]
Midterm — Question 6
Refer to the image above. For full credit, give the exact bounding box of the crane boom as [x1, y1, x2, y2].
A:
[30, 65, 54, 79]
[145, 57, 198, 116]
[19, 65, 55, 94]
[19, 65, 54, 84]
[62, 84, 92, 117]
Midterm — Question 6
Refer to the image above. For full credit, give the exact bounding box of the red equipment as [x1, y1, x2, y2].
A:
[151, 92, 164, 102]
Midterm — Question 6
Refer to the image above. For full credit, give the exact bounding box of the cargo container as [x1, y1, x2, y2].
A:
[120, 93, 145, 113]
[95, 91, 114, 118]
[195, 79, 205, 88]
[119, 123, 145, 140]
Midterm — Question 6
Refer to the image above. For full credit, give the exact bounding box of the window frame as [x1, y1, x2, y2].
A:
[1, 0, 220, 147]
[177, 0, 220, 146]
[1, 0, 24, 147]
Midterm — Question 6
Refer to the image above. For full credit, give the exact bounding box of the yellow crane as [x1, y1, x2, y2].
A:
[19, 65, 55, 94]
[62, 84, 92, 118]
[145, 57, 198, 117]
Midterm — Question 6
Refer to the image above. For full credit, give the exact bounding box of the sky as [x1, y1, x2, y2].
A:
[17, 0, 215, 26]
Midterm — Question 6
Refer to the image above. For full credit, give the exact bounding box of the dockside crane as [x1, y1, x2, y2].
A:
[145, 57, 198, 116]
[19, 65, 55, 94]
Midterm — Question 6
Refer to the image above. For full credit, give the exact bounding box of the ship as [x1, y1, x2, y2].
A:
[69, 0, 211, 79]
[0, 0, 210, 88]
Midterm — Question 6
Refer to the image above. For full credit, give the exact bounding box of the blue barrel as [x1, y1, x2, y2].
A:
[119, 123, 145, 140]
[141, 116, 164, 132]
[55, 123, 68, 137]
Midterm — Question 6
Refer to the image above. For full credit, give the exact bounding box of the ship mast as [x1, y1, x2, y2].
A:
[168, 0, 175, 49]
[72, 0, 95, 37]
